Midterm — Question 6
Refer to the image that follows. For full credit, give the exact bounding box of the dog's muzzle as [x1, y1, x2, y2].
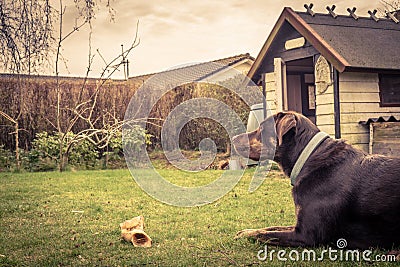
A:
[231, 133, 252, 159]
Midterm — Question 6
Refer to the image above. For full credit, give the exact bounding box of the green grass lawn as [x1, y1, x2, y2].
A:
[0, 168, 398, 266]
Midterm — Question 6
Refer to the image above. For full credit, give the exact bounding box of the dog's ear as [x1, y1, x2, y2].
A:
[276, 113, 296, 145]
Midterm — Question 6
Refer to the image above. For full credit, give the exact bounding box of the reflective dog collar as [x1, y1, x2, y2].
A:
[290, 132, 330, 186]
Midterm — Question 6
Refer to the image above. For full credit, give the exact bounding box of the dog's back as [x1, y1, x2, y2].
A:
[347, 154, 400, 247]
[295, 139, 400, 248]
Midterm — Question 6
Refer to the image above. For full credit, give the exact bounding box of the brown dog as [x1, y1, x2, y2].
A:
[232, 111, 400, 250]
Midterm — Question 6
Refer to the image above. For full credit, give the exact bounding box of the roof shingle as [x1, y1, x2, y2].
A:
[297, 11, 400, 70]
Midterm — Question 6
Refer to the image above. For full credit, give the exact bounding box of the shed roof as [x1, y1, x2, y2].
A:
[359, 115, 400, 125]
[248, 7, 400, 81]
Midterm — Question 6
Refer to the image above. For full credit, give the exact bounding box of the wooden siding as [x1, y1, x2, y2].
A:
[339, 72, 400, 152]
[370, 122, 400, 156]
[264, 72, 277, 113]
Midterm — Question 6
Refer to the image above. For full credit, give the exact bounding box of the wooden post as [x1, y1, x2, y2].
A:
[261, 73, 267, 119]
[274, 58, 284, 112]
[333, 68, 341, 139]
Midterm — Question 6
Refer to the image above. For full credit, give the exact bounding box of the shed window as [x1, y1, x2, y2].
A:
[379, 74, 400, 106]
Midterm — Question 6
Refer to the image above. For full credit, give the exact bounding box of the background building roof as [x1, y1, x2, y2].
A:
[129, 53, 254, 85]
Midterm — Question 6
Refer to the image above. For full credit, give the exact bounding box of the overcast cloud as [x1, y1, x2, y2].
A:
[57, 0, 382, 78]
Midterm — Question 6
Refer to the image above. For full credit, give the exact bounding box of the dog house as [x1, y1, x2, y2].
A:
[248, 6, 400, 154]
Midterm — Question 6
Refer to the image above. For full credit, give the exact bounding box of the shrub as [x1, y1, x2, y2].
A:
[28, 131, 98, 171]
[68, 137, 98, 169]
[27, 127, 150, 171]
[122, 125, 152, 151]
[28, 132, 61, 171]
[0, 145, 14, 171]
[103, 127, 152, 169]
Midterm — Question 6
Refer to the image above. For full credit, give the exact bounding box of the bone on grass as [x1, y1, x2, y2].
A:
[120, 215, 152, 247]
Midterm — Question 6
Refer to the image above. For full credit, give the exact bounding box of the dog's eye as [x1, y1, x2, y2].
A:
[277, 112, 286, 120]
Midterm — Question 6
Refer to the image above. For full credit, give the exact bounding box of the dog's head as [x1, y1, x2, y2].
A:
[232, 111, 318, 161]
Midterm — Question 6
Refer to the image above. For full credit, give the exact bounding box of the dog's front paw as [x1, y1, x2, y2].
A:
[387, 250, 400, 262]
[235, 229, 262, 239]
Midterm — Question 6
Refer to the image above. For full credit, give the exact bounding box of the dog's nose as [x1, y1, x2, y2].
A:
[231, 134, 243, 147]
[231, 133, 249, 151]
[231, 133, 252, 159]
[232, 135, 239, 143]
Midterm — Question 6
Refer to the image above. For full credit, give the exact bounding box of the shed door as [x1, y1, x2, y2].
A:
[286, 73, 316, 123]
[285, 57, 316, 124]
[287, 75, 302, 113]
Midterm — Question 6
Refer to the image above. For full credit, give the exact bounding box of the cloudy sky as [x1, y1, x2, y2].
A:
[59, 0, 382, 78]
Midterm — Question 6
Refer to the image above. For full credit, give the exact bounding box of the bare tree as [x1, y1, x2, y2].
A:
[1, 0, 141, 171]
[378, 0, 400, 18]
[52, 0, 94, 171]
[51, 0, 140, 171]
[55, 31, 140, 170]
[0, 0, 54, 169]
[381, 0, 400, 10]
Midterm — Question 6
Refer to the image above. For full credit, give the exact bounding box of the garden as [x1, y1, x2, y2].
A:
[1, 163, 397, 266]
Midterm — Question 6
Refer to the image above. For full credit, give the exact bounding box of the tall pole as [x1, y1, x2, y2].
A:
[333, 68, 341, 139]
[261, 73, 267, 119]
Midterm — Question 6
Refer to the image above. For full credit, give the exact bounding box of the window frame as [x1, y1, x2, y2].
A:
[379, 73, 400, 107]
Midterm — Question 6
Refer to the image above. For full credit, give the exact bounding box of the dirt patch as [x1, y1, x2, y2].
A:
[148, 150, 232, 170]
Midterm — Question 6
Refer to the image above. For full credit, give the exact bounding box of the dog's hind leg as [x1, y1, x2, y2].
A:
[387, 251, 400, 262]
[236, 205, 338, 247]
[263, 226, 295, 231]
[253, 229, 310, 247]
[235, 226, 295, 239]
